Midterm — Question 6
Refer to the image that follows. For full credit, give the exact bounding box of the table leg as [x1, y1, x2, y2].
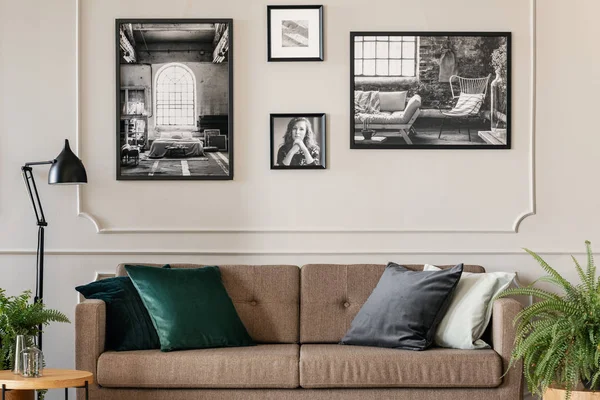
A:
[65, 388, 68, 400]
[85, 381, 88, 400]
[2, 384, 5, 400]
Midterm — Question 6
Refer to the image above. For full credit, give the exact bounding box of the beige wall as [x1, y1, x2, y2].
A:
[1, 0, 599, 399]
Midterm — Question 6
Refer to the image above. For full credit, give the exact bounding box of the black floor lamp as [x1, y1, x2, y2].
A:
[21, 139, 88, 351]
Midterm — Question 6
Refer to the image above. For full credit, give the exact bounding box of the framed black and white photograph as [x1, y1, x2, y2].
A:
[351, 32, 511, 150]
[116, 19, 233, 180]
[267, 5, 324, 62]
[270, 113, 326, 169]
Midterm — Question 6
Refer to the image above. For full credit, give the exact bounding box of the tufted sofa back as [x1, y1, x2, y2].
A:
[116, 263, 300, 344]
[116, 263, 485, 345]
[299, 264, 485, 343]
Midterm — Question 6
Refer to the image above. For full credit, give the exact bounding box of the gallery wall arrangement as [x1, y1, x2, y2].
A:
[112, 11, 512, 182]
[116, 19, 233, 181]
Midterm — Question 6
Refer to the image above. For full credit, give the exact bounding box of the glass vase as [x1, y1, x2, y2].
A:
[490, 69, 507, 142]
[20, 337, 43, 378]
[12, 335, 29, 374]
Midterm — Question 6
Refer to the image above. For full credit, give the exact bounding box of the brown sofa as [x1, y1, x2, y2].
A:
[75, 264, 523, 400]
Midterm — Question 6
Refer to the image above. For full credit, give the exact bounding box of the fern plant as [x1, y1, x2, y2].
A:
[0, 288, 70, 371]
[496, 241, 600, 399]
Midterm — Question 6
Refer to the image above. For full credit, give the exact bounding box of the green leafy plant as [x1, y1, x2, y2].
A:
[496, 241, 600, 399]
[0, 288, 70, 371]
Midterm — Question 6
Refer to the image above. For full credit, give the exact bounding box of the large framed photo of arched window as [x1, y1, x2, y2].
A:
[116, 19, 233, 180]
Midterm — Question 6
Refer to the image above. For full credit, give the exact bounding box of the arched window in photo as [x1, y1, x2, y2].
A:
[155, 63, 196, 126]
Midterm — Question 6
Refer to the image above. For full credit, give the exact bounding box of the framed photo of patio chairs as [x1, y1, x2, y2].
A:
[351, 31, 511, 149]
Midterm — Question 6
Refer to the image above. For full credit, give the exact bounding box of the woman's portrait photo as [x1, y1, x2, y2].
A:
[270, 113, 326, 169]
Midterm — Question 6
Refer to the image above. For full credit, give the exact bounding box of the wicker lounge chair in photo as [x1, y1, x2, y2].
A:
[438, 74, 491, 141]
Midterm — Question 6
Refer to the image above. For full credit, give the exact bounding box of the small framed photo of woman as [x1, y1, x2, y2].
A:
[267, 5, 324, 62]
[270, 113, 326, 169]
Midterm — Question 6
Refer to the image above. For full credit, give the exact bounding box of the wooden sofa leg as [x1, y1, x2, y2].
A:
[400, 130, 413, 145]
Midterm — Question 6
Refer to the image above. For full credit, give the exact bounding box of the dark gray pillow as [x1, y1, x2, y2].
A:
[341, 262, 463, 350]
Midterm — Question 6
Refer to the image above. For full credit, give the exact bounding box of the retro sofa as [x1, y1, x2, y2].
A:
[76, 263, 523, 400]
[354, 90, 422, 142]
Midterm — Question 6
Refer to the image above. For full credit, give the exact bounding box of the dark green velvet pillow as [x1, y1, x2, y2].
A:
[75, 264, 170, 351]
[125, 265, 255, 352]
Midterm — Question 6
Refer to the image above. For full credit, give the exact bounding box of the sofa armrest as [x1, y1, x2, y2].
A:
[75, 299, 106, 378]
[402, 94, 422, 122]
[492, 298, 523, 395]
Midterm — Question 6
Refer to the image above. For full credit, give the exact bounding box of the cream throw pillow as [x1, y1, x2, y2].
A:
[379, 91, 407, 112]
[423, 264, 515, 349]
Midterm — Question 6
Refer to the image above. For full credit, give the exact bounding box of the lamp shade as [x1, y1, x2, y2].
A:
[48, 139, 88, 185]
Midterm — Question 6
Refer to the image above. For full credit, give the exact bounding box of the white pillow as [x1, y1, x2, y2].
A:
[423, 264, 516, 350]
[379, 91, 407, 112]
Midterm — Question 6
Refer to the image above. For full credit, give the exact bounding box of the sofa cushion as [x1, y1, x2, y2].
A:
[97, 344, 299, 389]
[403, 94, 422, 121]
[340, 263, 463, 350]
[75, 265, 169, 351]
[354, 90, 380, 113]
[354, 111, 413, 125]
[126, 265, 254, 351]
[117, 264, 300, 343]
[299, 344, 502, 388]
[379, 91, 407, 112]
[443, 93, 485, 116]
[353, 95, 421, 126]
[424, 264, 516, 349]
[300, 264, 485, 343]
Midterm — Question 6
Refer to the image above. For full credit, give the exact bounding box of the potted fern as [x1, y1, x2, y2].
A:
[497, 241, 600, 400]
[0, 288, 70, 400]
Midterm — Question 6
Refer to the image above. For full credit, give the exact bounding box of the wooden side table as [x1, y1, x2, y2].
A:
[0, 369, 93, 400]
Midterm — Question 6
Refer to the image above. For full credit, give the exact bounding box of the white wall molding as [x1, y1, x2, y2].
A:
[512, 0, 538, 233]
[0, 247, 586, 256]
[75, 0, 537, 235]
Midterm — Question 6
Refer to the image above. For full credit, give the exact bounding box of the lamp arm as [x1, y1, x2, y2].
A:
[21, 166, 49, 226]
[24, 160, 54, 167]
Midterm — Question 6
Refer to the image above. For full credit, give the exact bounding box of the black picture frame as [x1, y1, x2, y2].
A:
[116, 18, 234, 180]
[267, 5, 324, 62]
[350, 31, 511, 150]
[270, 113, 326, 169]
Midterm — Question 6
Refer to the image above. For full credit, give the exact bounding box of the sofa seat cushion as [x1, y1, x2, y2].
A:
[97, 344, 299, 389]
[299, 344, 502, 389]
[355, 111, 405, 125]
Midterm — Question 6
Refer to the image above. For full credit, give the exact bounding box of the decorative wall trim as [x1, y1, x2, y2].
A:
[0, 247, 587, 256]
[75, 0, 537, 235]
[79, 227, 528, 234]
[513, 0, 538, 233]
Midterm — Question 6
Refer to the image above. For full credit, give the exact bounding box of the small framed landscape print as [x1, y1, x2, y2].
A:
[351, 31, 511, 150]
[270, 113, 326, 169]
[267, 5, 324, 62]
